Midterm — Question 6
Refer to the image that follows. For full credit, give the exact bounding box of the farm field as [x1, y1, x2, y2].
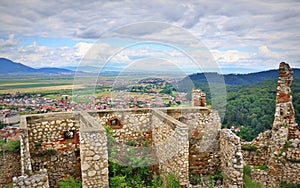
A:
[0, 76, 78, 94]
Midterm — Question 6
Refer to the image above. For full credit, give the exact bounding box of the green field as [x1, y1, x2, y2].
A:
[0, 76, 77, 94]
[0, 83, 71, 90]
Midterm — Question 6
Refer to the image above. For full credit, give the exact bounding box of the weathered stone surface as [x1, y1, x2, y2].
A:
[0, 153, 21, 185]
[241, 62, 300, 187]
[13, 169, 49, 188]
[192, 88, 206, 107]
[219, 129, 244, 188]
[15, 103, 238, 188]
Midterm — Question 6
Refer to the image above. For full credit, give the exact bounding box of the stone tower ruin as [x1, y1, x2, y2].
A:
[192, 88, 206, 107]
[242, 62, 300, 187]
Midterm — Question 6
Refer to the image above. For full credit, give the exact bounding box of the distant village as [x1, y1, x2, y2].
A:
[0, 79, 189, 141]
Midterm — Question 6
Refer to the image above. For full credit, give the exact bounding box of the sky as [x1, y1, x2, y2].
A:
[0, 0, 300, 74]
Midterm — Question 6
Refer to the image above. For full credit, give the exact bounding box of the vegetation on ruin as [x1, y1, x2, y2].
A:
[285, 157, 300, 163]
[0, 139, 20, 153]
[253, 165, 268, 171]
[104, 125, 181, 188]
[32, 149, 57, 157]
[189, 173, 202, 185]
[189, 169, 223, 186]
[243, 165, 251, 176]
[243, 175, 262, 188]
[2, 182, 13, 188]
[208, 170, 223, 187]
[243, 165, 262, 188]
[280, 181, 300, 188]
[0, 122, 5, 129]
[241, 144, 257, 151]
[58, 176, 82, 188]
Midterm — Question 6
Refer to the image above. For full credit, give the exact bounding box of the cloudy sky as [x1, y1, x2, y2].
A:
[0, 0, 300, 73]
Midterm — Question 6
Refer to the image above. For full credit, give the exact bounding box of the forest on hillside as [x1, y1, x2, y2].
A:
[179, 78, 300, 141]
[223, 78, 300, 141]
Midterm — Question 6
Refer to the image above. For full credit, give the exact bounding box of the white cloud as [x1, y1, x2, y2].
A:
[0, 34, 18, 47]
[257, 46, 281, 59]
[74, 42, 93, 58]
[212, 50, 251, 64]
[0, 0, 300, 70]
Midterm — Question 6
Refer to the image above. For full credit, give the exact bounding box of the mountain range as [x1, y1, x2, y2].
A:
[0, 58, 73, 75]
[1, 58, 299, 85]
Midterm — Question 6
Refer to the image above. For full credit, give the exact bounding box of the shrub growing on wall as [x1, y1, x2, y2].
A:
[104, 125, 181, 188]
[0, 139, 20, 153]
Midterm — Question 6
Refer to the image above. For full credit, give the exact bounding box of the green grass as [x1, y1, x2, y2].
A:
[253, 165, 268, 171]
[0, 83, 71, 90]
[241, 144, 257, 151]
[244, 175, 262, 188]
[58, 176, 82, 188]
[243, 165, 262, 188]
[243, 165, 251, 175]
[280, 181, 299, 188]
[3, 182, 13, 188]
[0, 140, 20, 153]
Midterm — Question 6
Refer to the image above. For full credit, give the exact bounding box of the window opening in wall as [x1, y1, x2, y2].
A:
[178, 116, 187, 123]
[64, 131, 74, 139]
[111, 119, 118, 126]
[107, 117, 122, 129]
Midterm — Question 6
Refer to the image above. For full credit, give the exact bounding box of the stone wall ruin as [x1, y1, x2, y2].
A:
[242, 62, 300, 187]
[13, 106, 246, 187]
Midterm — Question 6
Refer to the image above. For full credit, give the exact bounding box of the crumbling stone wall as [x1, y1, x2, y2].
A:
[13, 169, 49, 188]
[271, 62, 297, 155]
[151, 109, 189, 186]
[0, 152, 21, 185]
[192, 88, 206, 107]
[188, 110, 221, 176]
[160, 108, 221, 176]
[242, 130, 271, 166]
[22, 112, 81, 187]
[250, 159, 300, 187]
[243, 62, 300, 187]
[219, 129, 244, 188]
[79, 112, 109, 188]
[18, 106, 243, 188]
[92, 109, 152, 143]
[94, 108, 191, 187]
[268, 63, 300, 187]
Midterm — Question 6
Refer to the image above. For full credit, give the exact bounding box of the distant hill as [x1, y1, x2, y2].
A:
[184, 69, 300, 85]
[36, 67, 73, 74]
[0, 58, 36, 74]
[0, 58, 73, 75]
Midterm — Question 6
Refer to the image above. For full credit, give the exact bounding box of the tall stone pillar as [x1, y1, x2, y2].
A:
[79, 112, 109, 188]
[19, 116, 32, 176]
[274, 62, 295, 126]
[271, 62, 298, 154]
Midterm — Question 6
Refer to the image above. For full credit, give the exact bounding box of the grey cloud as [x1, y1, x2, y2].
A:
[272, 9, 300, 22]
[0, 0, 300, 69]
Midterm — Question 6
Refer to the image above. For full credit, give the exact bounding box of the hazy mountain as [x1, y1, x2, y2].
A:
[36, 67, 73, 74]
[0, 58, 73, 74]
[0, 58, 36, 74]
